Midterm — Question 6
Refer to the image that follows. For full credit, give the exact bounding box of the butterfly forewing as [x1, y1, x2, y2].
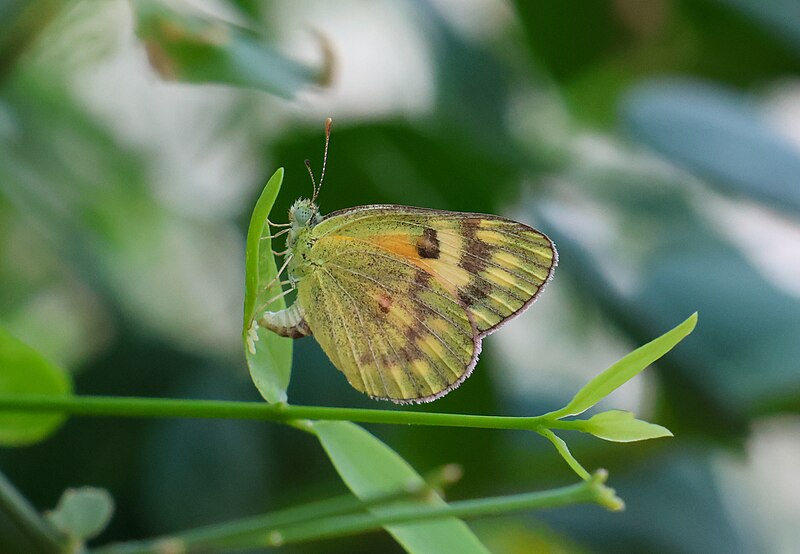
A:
[297, 235, 478, 403]
[313, 205, 557, 336]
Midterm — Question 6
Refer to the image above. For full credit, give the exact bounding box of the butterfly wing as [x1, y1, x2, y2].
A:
[313, 205, 557, 335]
[295, 205, 556, 403]
[296, 236, 479, 403]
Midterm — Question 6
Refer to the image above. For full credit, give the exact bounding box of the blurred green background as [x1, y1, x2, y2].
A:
[2, 0, 800, 552]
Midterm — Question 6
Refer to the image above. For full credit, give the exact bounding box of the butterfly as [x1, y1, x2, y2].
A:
[249, 119, 557, 404]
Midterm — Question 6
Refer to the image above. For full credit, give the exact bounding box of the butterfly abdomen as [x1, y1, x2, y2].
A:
[259, 304, 312, 339]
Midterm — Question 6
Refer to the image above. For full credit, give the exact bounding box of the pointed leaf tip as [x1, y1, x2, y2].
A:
[550, 313, 698, 419]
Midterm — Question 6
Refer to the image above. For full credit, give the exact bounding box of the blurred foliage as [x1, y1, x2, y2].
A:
[1, 0, 799, 553]
[46, 487, 114, 544]
[134, 0, 326, 96]
[0, 326, 71, 446]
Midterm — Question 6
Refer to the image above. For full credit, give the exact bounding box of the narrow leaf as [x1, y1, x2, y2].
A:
[581, 410, 672, 443]
[134, 0, 324, 98]
[551, 313, 697, 419]
[243, 168, 293, 404]
[0, 326, 72, 446]
[312, 421, 489, 554]
[46, 487, 114, 541]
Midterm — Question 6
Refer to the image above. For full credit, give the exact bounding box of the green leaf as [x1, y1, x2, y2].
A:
[133, 0, 324, 98]
[312, 421, 489, 554]
[0, 326, 71, 446]
[46, 487, 114, 542]
[550, 313, 697, 419]
[581, 410, 672, 443]
[243, 168, 293, 404]
[512, 1, 622, 82]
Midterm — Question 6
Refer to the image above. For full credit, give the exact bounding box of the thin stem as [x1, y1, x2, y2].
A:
[254, 472, 618, 547]
[93, 465, 462, 554]
[0, 394, 551, 431]
[536, 427, 591, 481]
[0, 471, 65, 554]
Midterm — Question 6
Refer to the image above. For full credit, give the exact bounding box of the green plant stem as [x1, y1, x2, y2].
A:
[92, 473, 619, 553]
[535, 427, 591, 481]
[545, 419, 588, 431]
[92, 465, 461, 554]
[268, 474, 622, 546]
[228, 473, 620, 548]
[0, 471, 65, 554]
[0, 394, 552, 431]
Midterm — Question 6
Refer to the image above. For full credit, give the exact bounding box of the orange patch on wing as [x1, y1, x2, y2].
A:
[368, 234, 423, 262]
[330, 233, 439, 278]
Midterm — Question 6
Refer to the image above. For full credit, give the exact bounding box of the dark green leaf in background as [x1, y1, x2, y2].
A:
[713, 0, 800, 56]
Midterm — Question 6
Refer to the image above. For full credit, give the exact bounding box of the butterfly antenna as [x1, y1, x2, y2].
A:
[312, 117, 333, 204]
[304, 158, 317, 197]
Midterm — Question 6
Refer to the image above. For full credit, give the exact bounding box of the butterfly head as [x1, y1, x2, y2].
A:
[288, 198, 322, 229]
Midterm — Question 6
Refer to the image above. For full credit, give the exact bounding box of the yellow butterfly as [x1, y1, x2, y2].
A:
[250, 119, 557, 404]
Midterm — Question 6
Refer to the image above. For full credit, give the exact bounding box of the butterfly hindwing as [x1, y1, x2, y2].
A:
[297, 236, 478, 402]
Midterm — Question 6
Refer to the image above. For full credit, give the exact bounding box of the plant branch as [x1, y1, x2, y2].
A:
[0, 394, 551, 431]
[535, 427, 591, 480]
[92, 464, 462, 554]
[93, 471, 620, 553]
[0, 471, 65, 554]
[234, 472, 621, 548]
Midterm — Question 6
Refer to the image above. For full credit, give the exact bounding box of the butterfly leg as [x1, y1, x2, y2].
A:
[260, 256, 293, 293]
[267, 219, 292, 228]
[261, 228, 291, 240]
[262, 286, 295, 306]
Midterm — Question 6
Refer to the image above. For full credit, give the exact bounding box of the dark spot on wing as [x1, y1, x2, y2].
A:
[403, 321, 423, 342]
[414, 269, 432, 289]
[460, 217, 493, 274]
[458, 280, 491, 307]
[416, 227, 440, 259]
